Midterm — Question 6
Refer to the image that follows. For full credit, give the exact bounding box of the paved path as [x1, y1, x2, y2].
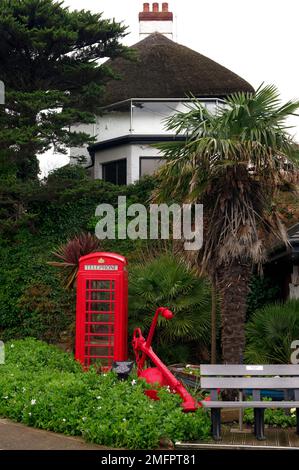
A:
[0, 418, 104, 450]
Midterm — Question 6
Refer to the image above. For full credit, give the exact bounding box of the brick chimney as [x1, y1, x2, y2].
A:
[139, 2, 173, 40]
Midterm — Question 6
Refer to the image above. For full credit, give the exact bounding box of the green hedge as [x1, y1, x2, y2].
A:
[0, 170, 157, 341]
[0, 339, 210, 449]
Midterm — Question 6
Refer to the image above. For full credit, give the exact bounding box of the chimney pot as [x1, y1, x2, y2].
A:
[139, 2, 173, 39]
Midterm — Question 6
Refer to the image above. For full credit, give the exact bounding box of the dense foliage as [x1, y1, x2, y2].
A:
[0, 168, 157, 342]
[245, 300, 299, 363]
[129, 253, 216, 363]
[49, 232, 102, 289]
[0, 339, 210, 449]
[0, 0, 129, 179]
[246, 275, 280, 318]
[244, 404, 296, 428]
[153, 84, 299, 364]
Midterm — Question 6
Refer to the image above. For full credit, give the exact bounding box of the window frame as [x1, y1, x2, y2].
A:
[139, 156, 164, 178]
[102, 158, 127, 185]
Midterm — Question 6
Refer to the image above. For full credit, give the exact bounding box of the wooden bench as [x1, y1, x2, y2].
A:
[200, 364, 299, 441]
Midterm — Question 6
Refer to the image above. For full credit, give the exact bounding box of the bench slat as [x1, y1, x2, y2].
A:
[200, 364, 299, 376]
[201, 401, 299, 409]
[201, 377, 299, 389]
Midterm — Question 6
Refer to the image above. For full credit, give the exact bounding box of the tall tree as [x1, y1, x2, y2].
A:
[154, 85, 299, 364]
[0, 0, 129, 180]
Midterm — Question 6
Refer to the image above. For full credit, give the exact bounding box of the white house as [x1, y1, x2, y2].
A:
[70, 2, 253, 185]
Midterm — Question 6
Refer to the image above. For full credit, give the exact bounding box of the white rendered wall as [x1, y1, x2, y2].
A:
[94, 144, 133, 182]
[97, 101, 217, 141]
[70, 122, 96, 166]
[94, 143, 163, 184]
[139, 20, 173, 39]
[96, 112, 131, 142]
[71, 100, 218, 170]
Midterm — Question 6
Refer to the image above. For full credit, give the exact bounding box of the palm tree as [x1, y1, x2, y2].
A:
[245, 300, 299, 364]
[129, 252, 215, 362]
[154, 85, 299, 364]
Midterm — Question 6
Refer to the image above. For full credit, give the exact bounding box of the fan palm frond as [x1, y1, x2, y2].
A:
[245, 300, 299, 364]
[129, 253, 218, 349]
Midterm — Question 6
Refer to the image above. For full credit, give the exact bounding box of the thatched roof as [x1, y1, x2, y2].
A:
[102, 33, 254, 106]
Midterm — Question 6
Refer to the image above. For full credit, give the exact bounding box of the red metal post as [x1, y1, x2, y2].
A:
[132, 308, 199, 412]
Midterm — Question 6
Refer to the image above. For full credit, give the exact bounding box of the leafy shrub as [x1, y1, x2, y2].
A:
[244, 406, 296, 428]
[246, 275, 280, 318]
[46, 165, 89, 184]
[0, 233, 75, 342]
[16, 282, 75, 344]
[0, 175, 157, 340]
[245, 300, 299, 363]
[0, 339, 210, 449]
[129, 253, 215, 363]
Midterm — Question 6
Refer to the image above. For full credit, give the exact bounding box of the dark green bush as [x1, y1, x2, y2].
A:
[0, 174, 157, 341]
[246, 275, 280, 318]
[0, 339, 210, 449]
[245, 300, 299, 363]
[0, 232, 75, 342]
[129, 253, 216, 363]
[244, 406, 296, 428]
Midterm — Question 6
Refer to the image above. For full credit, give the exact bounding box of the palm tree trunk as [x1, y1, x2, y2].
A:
[217, 261, 252, 364]
[211, 275, 217, 364]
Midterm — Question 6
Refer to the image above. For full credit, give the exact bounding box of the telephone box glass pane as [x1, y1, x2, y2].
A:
[90, 357, 110, 366]
[84, 278, 116, 368]
[88, 314, 114, 323]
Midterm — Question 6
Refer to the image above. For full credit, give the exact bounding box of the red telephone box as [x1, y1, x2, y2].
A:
[75, 252, 128, 369]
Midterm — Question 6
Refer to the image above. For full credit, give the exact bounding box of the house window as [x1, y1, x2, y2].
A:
[140, 157, 164, 178]
[102, 159, 127, 185]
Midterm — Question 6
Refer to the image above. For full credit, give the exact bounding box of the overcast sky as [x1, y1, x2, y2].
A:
[39, 0, 299, 176]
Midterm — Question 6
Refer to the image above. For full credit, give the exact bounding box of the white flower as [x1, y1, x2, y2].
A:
[102, 374, 107, 377]
[131, 379, 137, 386]
[28, 412, 32, 416]
[96, 396, 102, 400]
[82, 417, 87, 421]
[122, 418, 126, 422]
[97, 406, 102, 410]
[290, 408, 296, 415]
[10, 344, 14, 349]
[3, 396, 8, 399]
[31, 399, 36, 405]
[62, 419, 66, 422]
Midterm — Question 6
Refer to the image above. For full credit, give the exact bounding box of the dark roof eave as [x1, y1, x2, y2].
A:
[88, 134, 186, 154]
